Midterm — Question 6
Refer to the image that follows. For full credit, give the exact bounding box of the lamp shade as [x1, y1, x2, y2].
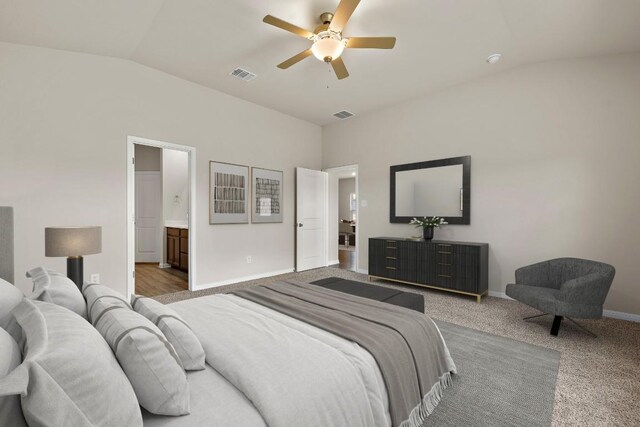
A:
[45, 226, 102, 257]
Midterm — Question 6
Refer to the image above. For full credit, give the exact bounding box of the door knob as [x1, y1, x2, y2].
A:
[298, 223, 303, 227]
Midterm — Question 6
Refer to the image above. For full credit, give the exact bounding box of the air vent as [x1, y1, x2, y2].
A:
[333, 110, 355, 119]
[230, 67, 257, 82]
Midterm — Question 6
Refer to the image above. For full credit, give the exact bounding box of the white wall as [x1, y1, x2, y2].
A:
[0, 42, 321, 296]
[322, 53, 640, 316]
[338, 178, 355, 221]
[162, 149, 189, 223]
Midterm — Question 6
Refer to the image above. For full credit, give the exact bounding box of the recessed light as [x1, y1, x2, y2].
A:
[486, 54, 502, 64]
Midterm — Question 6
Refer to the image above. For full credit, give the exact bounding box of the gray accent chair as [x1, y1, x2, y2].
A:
[506, 258, 615, 337]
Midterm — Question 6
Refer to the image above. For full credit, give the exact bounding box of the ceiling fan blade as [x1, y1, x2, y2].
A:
[329, 0, 360, 32]
[277, 49, 313, 69]
[263, 15, 314, 38]
[347, 37, 396, 49]
[331, 57, 349, 80]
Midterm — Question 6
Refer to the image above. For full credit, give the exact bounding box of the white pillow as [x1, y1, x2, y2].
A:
[27, 267, 86, 319]
[83, 282, 132, 323]
[0, 327, 27, 427]
[132, 295, 206, 371]
[0, 299, 143, 426]
[0, 278, 23, 329]
[93, 306, 190, 415]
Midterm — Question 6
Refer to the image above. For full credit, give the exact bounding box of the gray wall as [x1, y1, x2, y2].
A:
[322, 53, 640, 316]
[338, 178, 355, 221]
[134, 144, 161, 171]
[0, 42, 321, 296]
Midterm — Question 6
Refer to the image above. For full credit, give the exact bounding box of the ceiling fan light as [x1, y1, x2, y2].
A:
[311, 37, 345, 62]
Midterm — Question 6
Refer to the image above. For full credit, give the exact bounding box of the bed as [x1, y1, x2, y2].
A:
[0, 206, 456, 427]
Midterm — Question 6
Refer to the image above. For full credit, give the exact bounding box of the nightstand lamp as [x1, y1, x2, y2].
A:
[45, 226, 102, 289]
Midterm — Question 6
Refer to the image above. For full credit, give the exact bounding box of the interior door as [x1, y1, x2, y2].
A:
[135, 171, 162, 263]
[296, 167, 328, 271]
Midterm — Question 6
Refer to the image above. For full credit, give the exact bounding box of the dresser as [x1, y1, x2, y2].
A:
[368, 237, 488, 302]
[166, 227, 189, 272]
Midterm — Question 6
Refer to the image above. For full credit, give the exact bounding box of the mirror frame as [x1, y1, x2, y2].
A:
[390, 155, 471, 225]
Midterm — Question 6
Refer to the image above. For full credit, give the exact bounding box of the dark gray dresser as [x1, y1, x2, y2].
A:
[368, 237, 489, 302]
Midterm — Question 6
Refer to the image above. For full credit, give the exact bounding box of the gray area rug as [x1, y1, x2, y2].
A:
[426, 320, 560, 427]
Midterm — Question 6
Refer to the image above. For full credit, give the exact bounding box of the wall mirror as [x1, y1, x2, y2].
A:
[390, 155, 470, 224]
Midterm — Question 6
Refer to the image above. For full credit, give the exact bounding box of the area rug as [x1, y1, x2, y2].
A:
[426, 320, 559, 427]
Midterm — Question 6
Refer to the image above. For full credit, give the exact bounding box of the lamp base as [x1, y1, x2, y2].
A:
[67, 256, 83, 290]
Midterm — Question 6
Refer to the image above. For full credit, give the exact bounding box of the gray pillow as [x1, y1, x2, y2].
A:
[0, 278, 23, 329]
[132, 296, 206, 371]
[83, 282, 132, 323]
[0, 327, 27, 427]
[0, 299, 142, 426]
[27, 267, 87, 319]
[93, 305, 190, 415]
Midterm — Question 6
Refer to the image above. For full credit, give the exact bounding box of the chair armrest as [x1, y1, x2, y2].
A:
[559, 273, 611, 306]
[515, 260, 552, 288]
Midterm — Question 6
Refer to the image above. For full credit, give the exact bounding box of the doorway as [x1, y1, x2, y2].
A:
[325, 165, 358, 272]
[126, 136, 196, 298]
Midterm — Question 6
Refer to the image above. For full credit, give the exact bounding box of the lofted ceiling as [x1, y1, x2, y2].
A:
[1, 0, 640, 125]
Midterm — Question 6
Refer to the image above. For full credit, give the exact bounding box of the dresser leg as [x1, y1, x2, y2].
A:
[476, 295, 481, 303]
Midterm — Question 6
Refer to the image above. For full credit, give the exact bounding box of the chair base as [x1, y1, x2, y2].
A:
[523, 313, 597, 337]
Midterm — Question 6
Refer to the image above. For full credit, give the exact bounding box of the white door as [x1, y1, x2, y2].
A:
[296, 168, 328, 271]
[135, 171, 162, 263]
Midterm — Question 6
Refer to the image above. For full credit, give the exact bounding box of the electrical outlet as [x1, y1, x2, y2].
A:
[246, 256, 252, 264]
[90, 274, 100, 284]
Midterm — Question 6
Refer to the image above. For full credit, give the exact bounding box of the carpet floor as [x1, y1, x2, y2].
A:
[154, 267, 640, 427]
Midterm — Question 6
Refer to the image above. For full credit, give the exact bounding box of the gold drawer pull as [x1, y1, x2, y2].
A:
[386, 266, 397, 270]
[438, 263, 452, 266]
[438, 244, 452, 247]
[438, 251, 452, 254]
[386, 240, 397, 243]
[438, 274, 452, 278]
[386, 256, 396, 260]
[386, 246, 397, 250]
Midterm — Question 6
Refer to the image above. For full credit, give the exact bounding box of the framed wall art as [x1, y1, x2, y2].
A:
[209, 161, 249, 224]
[251, 167, 283, 223]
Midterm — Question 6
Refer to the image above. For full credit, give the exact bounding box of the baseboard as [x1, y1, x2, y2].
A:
[488, 290, 513, 300]
[327, 260, 339, 266]
[192, 268, 295, 291]
[489, 290, 640, 323]
[603, 309, 640, 323]
[357, 268, 368, 275]
[159, 263, 171, 269]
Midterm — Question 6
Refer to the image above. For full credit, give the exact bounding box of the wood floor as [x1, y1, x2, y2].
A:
[135, 263, 188, 297]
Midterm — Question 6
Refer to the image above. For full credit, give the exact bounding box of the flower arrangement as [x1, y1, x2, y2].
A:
[409, 216, 448, 229]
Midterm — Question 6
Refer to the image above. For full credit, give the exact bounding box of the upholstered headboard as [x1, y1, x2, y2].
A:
[0, 206, 14, 284]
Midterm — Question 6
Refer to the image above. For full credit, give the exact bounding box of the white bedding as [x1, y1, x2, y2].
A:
[146, 294, 393, 427]
[142, 363, 267, 427]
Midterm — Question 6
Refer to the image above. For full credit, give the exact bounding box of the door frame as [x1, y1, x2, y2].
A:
[126, 135, 197, 298]
[324, 164, 359, 272]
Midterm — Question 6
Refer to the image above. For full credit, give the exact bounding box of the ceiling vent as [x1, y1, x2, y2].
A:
[333, 110, 355, 119]
[230, 67, 257, 82]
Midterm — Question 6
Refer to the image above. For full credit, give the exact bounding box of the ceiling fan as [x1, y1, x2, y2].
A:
[263, 0, 396, 80]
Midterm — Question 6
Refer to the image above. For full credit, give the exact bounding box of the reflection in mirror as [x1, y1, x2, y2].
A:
[395, 165, 463, 217]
